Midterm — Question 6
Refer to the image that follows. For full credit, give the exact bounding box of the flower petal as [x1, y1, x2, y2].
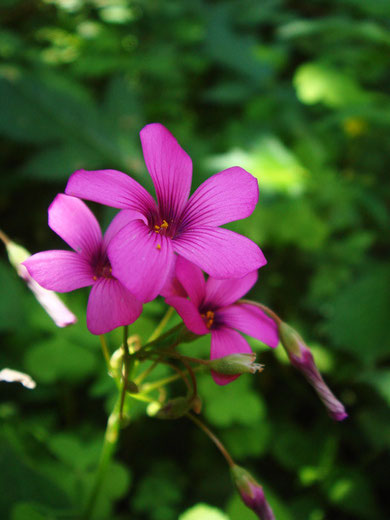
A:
[108, 220, 174, 302]
[103, 209, 146, 249]
[23, 250, 94, 292]
[210, 328, 252, 385]
[175, 256, 206, 307]
[48, 194, 102, 260]
[165, 296, 209, 335]
[173, 227, 266, 279]
[205, 271, 258, 308]
[218, 303, 279, 348]
[160, 256, 187, 298]
[140, 123, 192, 220]
[181, 167, 259, 228]
[65, 169, 157, 214]
[86, 278, 142, 335]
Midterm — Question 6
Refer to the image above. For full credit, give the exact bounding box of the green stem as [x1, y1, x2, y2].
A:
[141, 365, 206, 394]
[147, 306, 174, 342]
[186, 413, 235, 468]
[119, 325, 130, 422]
[99, 335, 111, 370]
[83, 397, 121, 519]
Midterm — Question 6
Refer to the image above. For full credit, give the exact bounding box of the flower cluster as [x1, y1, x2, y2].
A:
[22, 123, 348, 520]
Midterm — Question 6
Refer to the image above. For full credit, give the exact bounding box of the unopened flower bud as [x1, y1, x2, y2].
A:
[208, 353, 263, 376]
[191, 395, 202, 414]
[0, 230, 77, 328]
[279, 322, 347, 421]
[155, 396, 193, 420]
[231, 465, 275, 520]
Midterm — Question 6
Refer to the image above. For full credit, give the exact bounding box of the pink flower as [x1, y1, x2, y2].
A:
[65, 123, 266, 302]
[163, 257, 279, 385]
[23, 194, 142, 335]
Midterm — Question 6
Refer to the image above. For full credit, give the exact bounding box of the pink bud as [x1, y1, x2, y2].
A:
[231, 465, 275, 520]
[279, 322, 347, 421]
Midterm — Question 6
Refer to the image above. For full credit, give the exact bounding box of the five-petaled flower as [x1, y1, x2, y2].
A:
[23, 194, 142, 335]
[65, 123, 266, 302]
[163, 257, 279, 385]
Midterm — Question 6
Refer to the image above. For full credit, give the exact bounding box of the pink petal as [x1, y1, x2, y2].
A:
[18, 264, 77, 327]
[175, 256, 206, 307]
[204, 271, 258, 308]
[165, 296, 209, 335]
[181, 167, 259, 228]
[173, 227, 266, 279]
[86, 278, 142, 335]
[23, 250, 94, 293]
[65, 169, 157, 215]
[210, 328, 252, 385]
[48, 194, 102, 260]
[160, 256, 187, 298]
[108, 220, 174, 302]
[103, 209, 146, 249]
[218, 303, 279, 348]
[140, 123, 192, 220]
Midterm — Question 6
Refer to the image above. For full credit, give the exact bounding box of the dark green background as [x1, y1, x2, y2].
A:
[1, 1, 389, 519]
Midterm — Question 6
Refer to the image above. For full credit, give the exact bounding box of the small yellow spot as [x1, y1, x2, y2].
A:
[109, 267, 112, 273]
[154, 224, 160, 232]
[93, 275, 97, 281]
[156, 244, 161, 250]
[343, 117, 367, 137]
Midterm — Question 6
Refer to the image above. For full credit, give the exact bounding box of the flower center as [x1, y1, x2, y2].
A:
[154, 219, 169, 233]
[93, 257, 113, 281]
[201, 310, 215, 329]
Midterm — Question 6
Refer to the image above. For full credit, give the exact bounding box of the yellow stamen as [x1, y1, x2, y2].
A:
[202, 310, 215, 329]
[93, 275, 97, 281]
[156, 244, 161, 250]
[154, 220, 169, 233]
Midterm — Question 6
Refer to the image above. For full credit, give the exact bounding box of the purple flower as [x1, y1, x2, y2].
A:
[279, 322, 348, 421]
[231, 465, 275, 520]
[23, 194, 142, 335]
[65, 123, 265, 302]
[163, 257, 279, 385]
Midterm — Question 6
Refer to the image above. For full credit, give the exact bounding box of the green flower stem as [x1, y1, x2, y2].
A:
[99, 334, 111, 370]
[119, 325, 130, 422]
[140, 365, 206, 394]
[186, 412, 235, 468]
[147, 306, 174, 342]
[134, 359, 159, 385]
[83, 396, 121, 520]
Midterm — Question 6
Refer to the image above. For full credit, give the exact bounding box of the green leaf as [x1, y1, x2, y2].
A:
[325, 264, 390, 363]
[25, 338, 97, 383]
[11, 502, 51, 520]
[198, 375, 266, 428]
[323, 468, 380, 518]
[0, 261, 24, 332]
[294, 62, 370, 107]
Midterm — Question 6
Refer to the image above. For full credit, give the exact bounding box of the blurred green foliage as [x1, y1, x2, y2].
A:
[1, 0, 389, 519]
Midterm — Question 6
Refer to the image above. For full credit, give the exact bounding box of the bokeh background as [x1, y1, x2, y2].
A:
[1, 1, 389, 519]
